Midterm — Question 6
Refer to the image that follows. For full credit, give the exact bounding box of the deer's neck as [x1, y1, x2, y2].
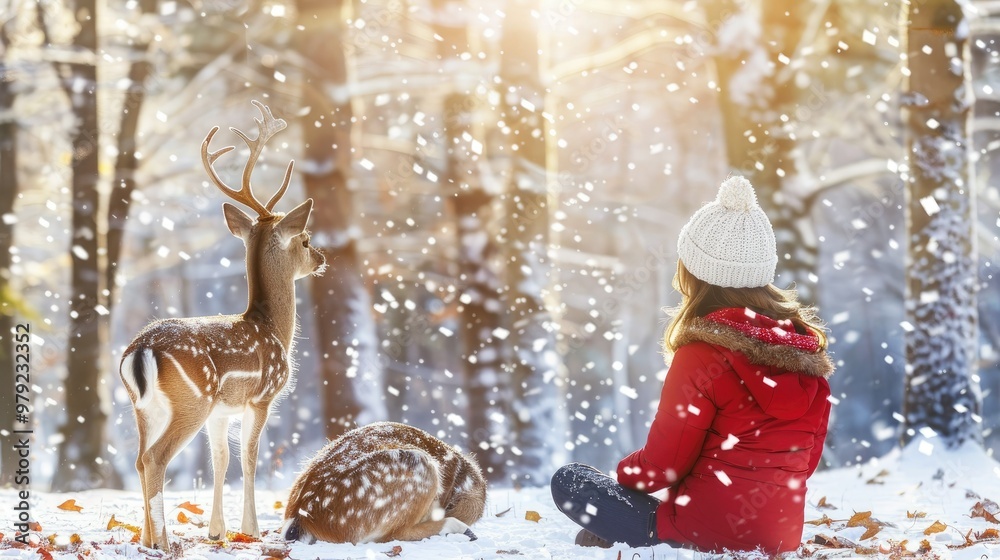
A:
[243, 235, 297, 351]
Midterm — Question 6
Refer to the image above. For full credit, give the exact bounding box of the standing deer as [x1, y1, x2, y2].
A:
[281, 422, 487, 544]
[119, 100, 326, 550]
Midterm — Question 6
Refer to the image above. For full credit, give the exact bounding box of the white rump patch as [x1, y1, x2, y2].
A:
[142, 392, 172, 450]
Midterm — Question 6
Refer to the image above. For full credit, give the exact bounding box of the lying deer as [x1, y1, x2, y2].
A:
[119, 100, 326, 550]
[281, 422, 487, 544]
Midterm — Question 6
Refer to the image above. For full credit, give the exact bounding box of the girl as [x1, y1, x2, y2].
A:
[551, 176, 834, 555]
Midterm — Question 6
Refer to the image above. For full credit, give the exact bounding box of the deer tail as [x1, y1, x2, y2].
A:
[120, 347, 157, 408]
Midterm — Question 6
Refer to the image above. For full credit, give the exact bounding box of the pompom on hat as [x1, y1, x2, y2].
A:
[677, 176, 777, 288]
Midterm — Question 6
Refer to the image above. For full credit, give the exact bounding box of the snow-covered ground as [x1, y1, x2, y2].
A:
[2, 440, 1000, 559]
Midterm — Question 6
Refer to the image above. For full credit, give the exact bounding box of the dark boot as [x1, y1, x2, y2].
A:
[575, 529, 612, 548]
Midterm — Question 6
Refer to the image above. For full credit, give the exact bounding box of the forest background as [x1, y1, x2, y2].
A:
[0, 0, 996, 493]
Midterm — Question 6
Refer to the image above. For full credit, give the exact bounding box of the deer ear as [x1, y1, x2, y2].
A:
[223, 203, 254, 240]
[277, 198, 314, 242]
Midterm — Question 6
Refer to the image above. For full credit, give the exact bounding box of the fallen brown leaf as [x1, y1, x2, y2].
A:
[273, 501, 283, 510]
[107, 515, 141, 537]
[57, 500, 83, 513]
[859, 523, 882, 541]
[495, 507, 512, 517]
[847, 511, 872, 527]
[813, 534, 848, 548]
[972, 501, 1000, 524]
[29, 521, 42, 532]
[227, 532, 259, 543]
[906, 510, 927, 519]
[524, 511, 541, 523]
[386, 545, 403, 557]
[261, 545, 288, 558]
[804, 514, 833, 527]
[976, 528, 1000, 541]
[924, 520, 948, 535]
[177, 512, 189, 524]
[816, 496, 836, 510]
[177, 501, 204, 515]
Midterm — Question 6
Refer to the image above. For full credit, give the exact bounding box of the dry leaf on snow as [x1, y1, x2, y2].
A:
[804, 514, 833, 527]
[815, 496, 836, 510]
[524, 511, 541, 523]
[906, 510, 927, 519]
[386, 545, 403, 557]
[971, 501, 1000, 524]
[273, 501, 283, 510]
[976, 528, 1000, 541]
[859, 523, 882, 541]
[177, 512, 189, 524]
[57, 500, 83, 512]
[177, 501, 204, 515]
[107, 515, 141, 537]
[261, 544, 289, 558]
[847, 511, 872, 527]
[813, 534, 849, 548]
[924, 520, 948, 535]
[227, 532, 259, 543]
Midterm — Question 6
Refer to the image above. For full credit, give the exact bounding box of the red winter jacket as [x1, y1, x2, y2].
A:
[616, 307, 834, 554]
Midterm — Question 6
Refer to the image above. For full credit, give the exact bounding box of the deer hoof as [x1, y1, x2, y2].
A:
[439, 517, 471, 536]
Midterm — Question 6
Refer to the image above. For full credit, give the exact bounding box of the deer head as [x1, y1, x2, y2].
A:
[203, 100, 326, 322]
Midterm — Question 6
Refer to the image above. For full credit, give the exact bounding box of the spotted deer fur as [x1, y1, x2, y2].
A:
[282, 422, 487, 544]
[119, 101, 326, 550]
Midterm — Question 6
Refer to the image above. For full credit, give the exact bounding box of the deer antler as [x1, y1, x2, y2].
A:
[202, 100, 295, 218]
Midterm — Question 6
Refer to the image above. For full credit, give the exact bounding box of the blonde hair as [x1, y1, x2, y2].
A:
[663, 260, 827, 354]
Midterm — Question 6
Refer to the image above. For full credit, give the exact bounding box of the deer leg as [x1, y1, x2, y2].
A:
[140, 409, 209, 550]
[239, 405, 268, 537]
[381, 518, 474, 542]
[139, 446, 170, 550]
[206, 414, 231, 540]
[134, 414, 152, 548]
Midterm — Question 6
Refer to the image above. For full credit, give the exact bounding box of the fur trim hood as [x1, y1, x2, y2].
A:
[673, 308, 835, 379]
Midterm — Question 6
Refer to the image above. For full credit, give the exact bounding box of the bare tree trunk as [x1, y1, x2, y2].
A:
[0, 16, 20, 486]
[901, 0, 981, 448]
[499, 0, 562, 485]
[106, 0, 156, 310]
[708, 0, 818, 300]
[48, 0, 121, 490]
[295, 0, 386, 439]
[431, 0, 510, 480]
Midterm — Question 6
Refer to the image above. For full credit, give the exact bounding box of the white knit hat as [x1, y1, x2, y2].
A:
[676, 176, 777, 288]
